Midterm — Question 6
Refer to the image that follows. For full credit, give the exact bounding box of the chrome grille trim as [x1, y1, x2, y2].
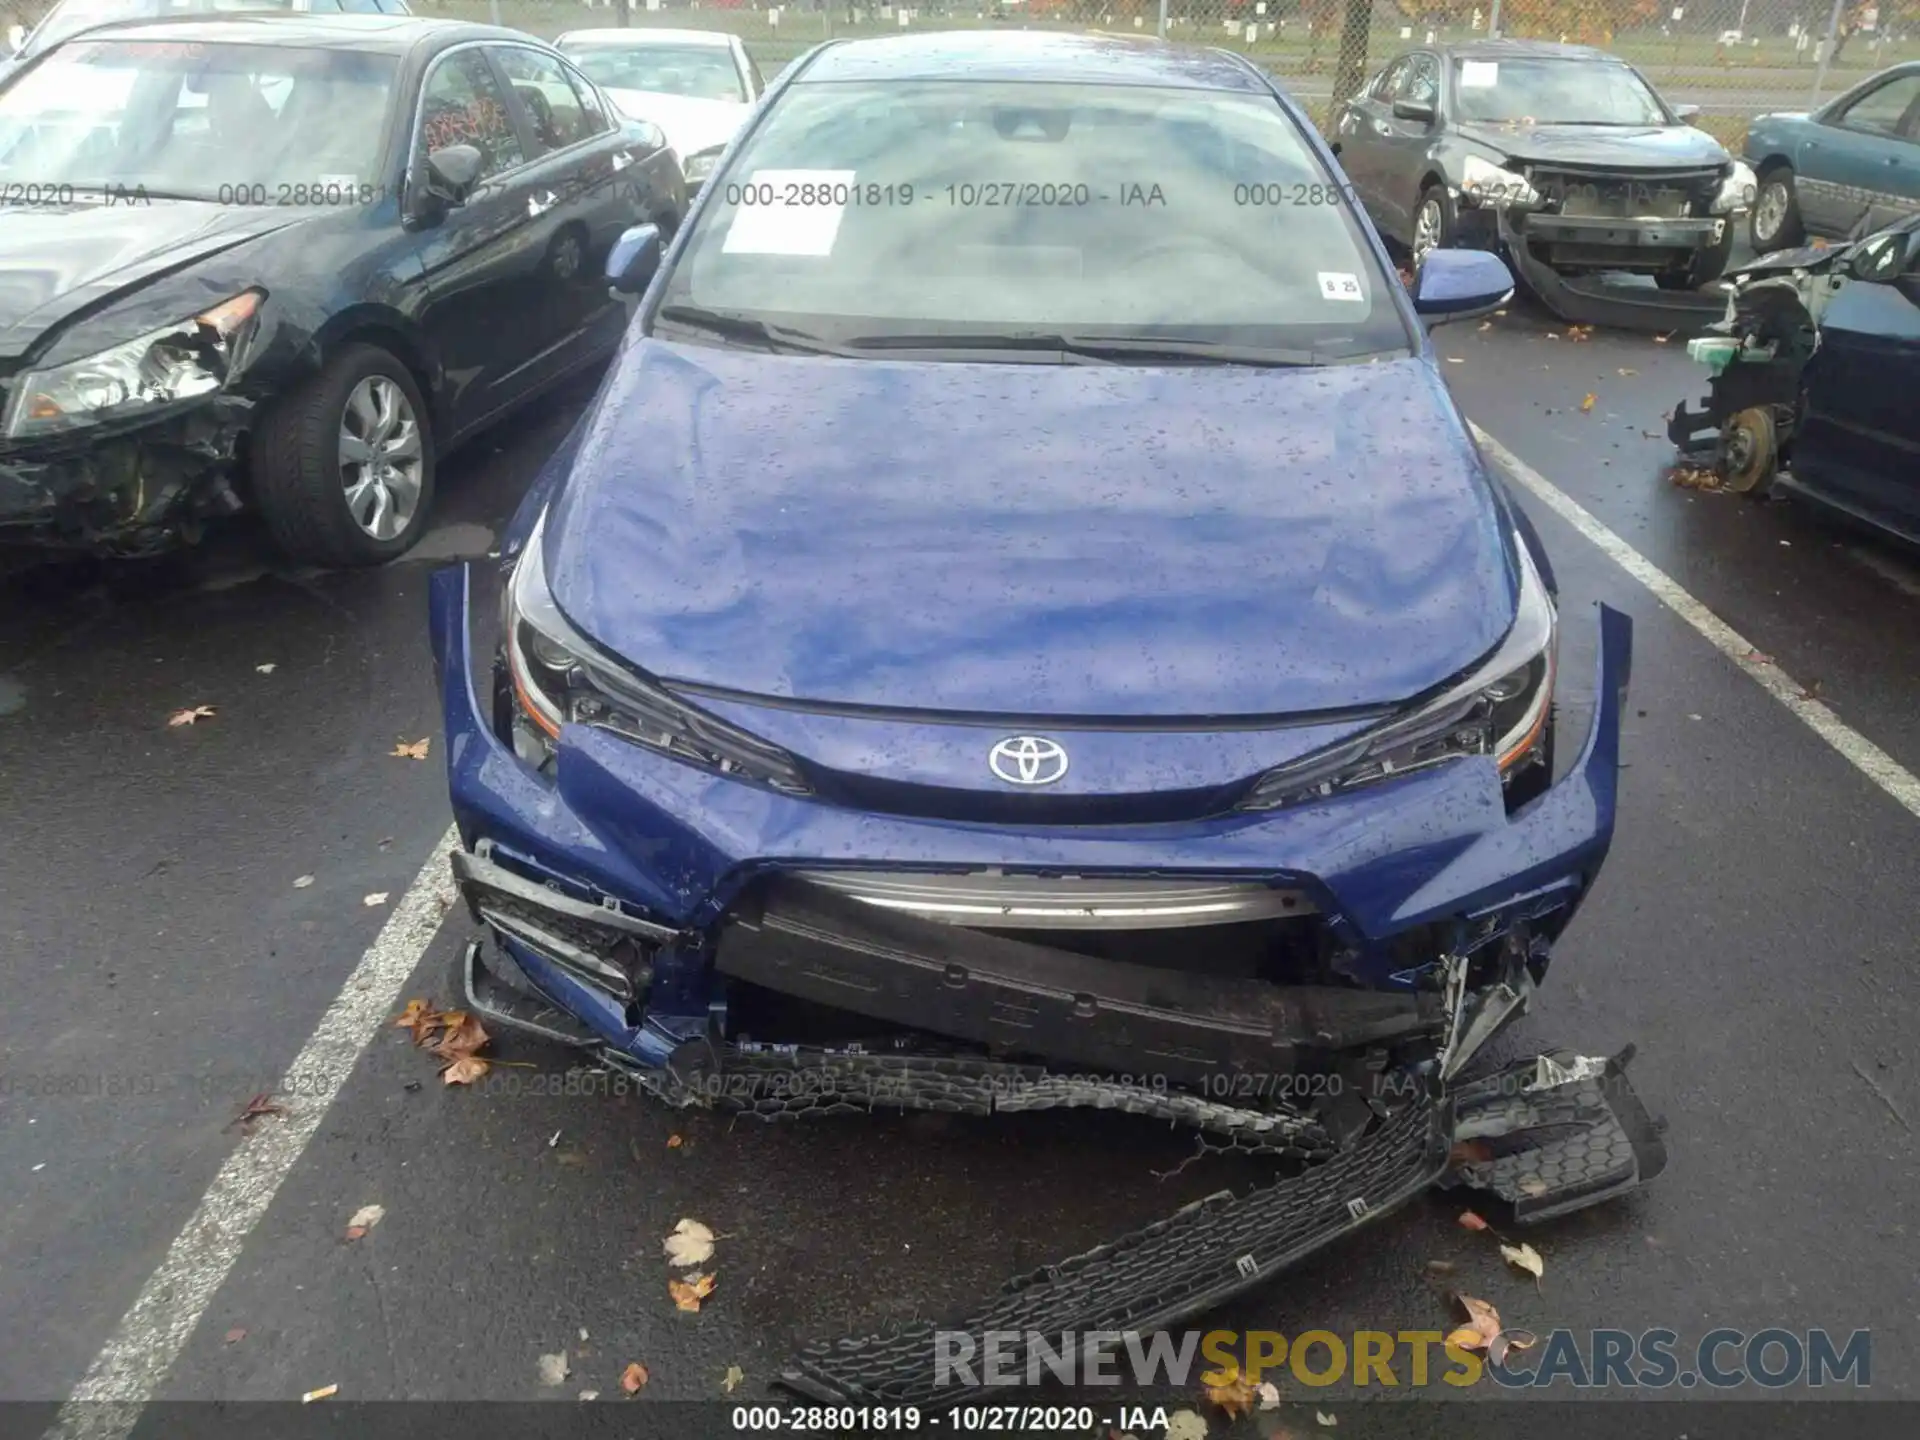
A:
[788, 869, 1317, 930]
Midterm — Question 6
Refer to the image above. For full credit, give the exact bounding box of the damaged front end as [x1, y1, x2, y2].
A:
[429, 561, 1666, 1404]
[0, 293, 260, 557]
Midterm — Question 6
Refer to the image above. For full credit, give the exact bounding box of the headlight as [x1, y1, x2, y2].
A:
[682, 146, 723, 185]
[2, 290, 261, 441]
[1712, 160, 1757, 213]
[1239, 534, 1556, 811]
[503, 513, 812, 795]
[1459, 154, 1539, 208]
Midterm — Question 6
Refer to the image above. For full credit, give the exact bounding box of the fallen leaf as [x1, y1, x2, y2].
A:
[620, 1361, 650, 1394]
[255, 663, 277, 675]
[1457, 1209, 1490, 1232]
[393, 998, 444, 1045]
[293, 875, 315, 889]
[1517, 1176, 1550, 1197]
[391, 737, 431, 760]
[432, 1010, 490, 1060]
[1492, 1328, 1539, 1367]
[667, 1134, 684, 1149]
[1315, 1414, 1338, 1428]
[1477, 320, 1492, 331]
[669, 1272, 716, 1312]
[230, 1093, 285, 1129]
[1203, 1367, 1257, 1417]
[344, 1203, 385, 1240]
[224, 1328, 247, 1345]
[168, 705, 217, 727]
[1500, 1241, 1546, 1281]
[301, 1384, 337, 1404]
[537, 1352, 570, 1387]
[1617, 367, 1638, 376]
[722, 1364, 745, 1393]
[441, 1053, 490, 1086]
[1445, 1293, 1503, 1353]
[1164, 1410, 1209, 1440]
[363, 892, 389, 907]
[1800, 679, 1823, 701]
[1445, 356, 1464, 364]
[1256, 1380, 1281, 1410]
[578, 1390, 599, 1401]
[664, 1217, 715, 1268]
[1668, 462, 1725, 491]
[1580, 392, 1597, 413]
[1653, 331, 1672, 343]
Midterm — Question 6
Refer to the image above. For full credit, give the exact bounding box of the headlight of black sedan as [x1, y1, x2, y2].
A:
[2, 290, 261, 442]
[1240, 534, 1556, 811]
[503, 513, 812, 796]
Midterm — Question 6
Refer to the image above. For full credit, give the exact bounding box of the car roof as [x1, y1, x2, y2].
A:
[796, 30, 1271, 92]
[52, 13, 520, 55]
[556, 27, 737, 48]
[1432, 38, 1620, 62]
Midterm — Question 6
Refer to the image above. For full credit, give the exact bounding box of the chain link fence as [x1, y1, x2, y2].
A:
[6, 0, 1915, 140]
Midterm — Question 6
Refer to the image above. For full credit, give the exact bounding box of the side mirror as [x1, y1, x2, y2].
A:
[1412, 248, 1515, 327]
[1392, 98, 1436, 124]
[421, 144, 483, 208]
[606, 222, 662, 294]
[1847, 229, 1913, 284]
[1672, 102, 1702, 122]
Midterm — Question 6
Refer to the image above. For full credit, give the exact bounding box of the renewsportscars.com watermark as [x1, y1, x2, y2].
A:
[935, 1328, 1871, 1391]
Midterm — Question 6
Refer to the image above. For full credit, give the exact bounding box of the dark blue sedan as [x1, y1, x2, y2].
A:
[430, 30, 1662, 1396]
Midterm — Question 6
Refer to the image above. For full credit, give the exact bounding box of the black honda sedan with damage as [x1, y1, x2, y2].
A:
[0, 15, 683, 564]
[1333, 39, 1756, 294]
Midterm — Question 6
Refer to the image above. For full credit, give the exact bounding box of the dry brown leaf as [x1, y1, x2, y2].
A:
[1653, 331, 1673, 342]
[669, 1272, 716, 1312]
[432, 1011, 490, 1060]
[224, 1328, 247, 1345]
[230, 1093, 285, 1129]
[1668, 462, 1725, 491]
[344, 1203, 385, 1241]
[393, 998, 445, 1045]
[301, 1384, 338, 1403]
[722, 1364, 745, 1393]
[664, 1217, 715, 1268]
[1203, 1366, 1257, 1417]
[1446, 1293, 1503, 1353]
[391, 738, 431, 760]
[1800, 679, 1823, 701]
[1500, 1241, 1546, 1281]
[1457, 1209, 1490, 1232]
[667, 1134, 684, 1149]
[168, 705, 217, 727]
[1580, 392, 1597, 413]
[1492, 1328, 1539, 1367]
[620, 1361, 650, 1394]
[441, 1053, 490, 1086]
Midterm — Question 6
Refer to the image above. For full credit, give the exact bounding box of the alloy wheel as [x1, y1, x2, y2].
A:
[337, 375, 423, 542]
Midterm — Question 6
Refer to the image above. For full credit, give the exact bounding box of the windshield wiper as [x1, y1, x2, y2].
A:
[845, 332, 1322, 367]
[652, 303, 858, 357]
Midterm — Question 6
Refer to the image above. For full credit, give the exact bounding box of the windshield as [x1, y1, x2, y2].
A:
[0, 39, 396, 199]
[1452, 57, 1669, 126]
[23, 0, 302, 57]
[563, 43, 747, 103]
[654, 79, 1406, 360]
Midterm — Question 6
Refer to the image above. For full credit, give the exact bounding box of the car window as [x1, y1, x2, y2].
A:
[22, 0, 304, 57]
[564, 42, 751, 103]
[0, 38, 395, 196]
[1838, 74, 1920, 137]
[1400, 54, 1438, 108]
[560, 60, 614, 138]
[419, 48, 525, 179]
[1450, 56, 1667, 126]
[336, 0, 383, 11]
[748, 54, 765, 95]
[655, 79, 1408, 359]
[491, 45, 593, 155]
[1372, 59, 1410, 102]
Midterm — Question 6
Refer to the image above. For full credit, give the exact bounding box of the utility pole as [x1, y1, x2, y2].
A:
[1810, 0, 1846, 106]
[1331, 0, 1374, 111]
[1156, 0, 1169, 39]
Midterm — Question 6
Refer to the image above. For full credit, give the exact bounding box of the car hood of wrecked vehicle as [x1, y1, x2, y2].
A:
[539, 341, 1523, 719]
[1452, 120, 1729, 169]
[0, 199, 304, 363]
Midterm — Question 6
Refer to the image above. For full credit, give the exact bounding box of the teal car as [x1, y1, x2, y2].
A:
[1745, 61, 1920, 252]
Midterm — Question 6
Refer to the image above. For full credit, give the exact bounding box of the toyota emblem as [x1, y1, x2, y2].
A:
[988, 735, 1069, 787]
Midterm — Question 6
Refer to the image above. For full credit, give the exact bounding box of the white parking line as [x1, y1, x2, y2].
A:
[1473, 421, 1920, 823]
[46, 826, 459, 1440]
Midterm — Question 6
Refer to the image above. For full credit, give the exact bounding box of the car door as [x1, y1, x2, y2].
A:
[486, 42, 641, 380]
[1802, 71, 1920, 238]
[1333, 57, 1410, 229]
[1795, 230, 1920, 530]
[1372, 51, 1442, 240]
[407, 44, 553, 439]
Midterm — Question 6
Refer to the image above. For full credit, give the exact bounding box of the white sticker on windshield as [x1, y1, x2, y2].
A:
[1318, 271, 1365, 302]
[721, 169, 858, 256]
[1460, 60, 1499, 88]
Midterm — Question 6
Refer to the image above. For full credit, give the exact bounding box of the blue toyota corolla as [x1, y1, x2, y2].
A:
[429, 30, 1663, 1400]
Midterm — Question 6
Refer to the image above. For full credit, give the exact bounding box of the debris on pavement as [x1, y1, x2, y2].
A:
[1580, 393, 1597, 413]
[168, 705, 217, 726]
[664, 1217, 715, 1268]
[1316, 1412, 1338, 1428]
[1256, 1380, 1280, 1410]
[292, 875, 315, 888]
[228, 1094, 286, 1131]
[362, 892, 389, 907]
[669, 1272, 716, 1312]
[1667, 461, 1726, 491]
[224, 1328, 246, 1345]
[1851, 1060, 1912, 1131]
[393, 999, 445, 1044]
[1500, 1241, 1546, 1283]
[1457, 1210, 1490, 1232]
[578, 1390, 599, 1401]
[537, 1352, 570, 1386]
[1202, 1366, 1256, 1417]
[723, 1364, 745, 1393]
[301, 1384, 337, 1403]
[1445, 1293, 1504, 1354]
[621, 1361, 649, 1394]
[1164, 1410, 1208, 1440]
[390, 738, 431, 760]
[344, 1204, 385, 1240]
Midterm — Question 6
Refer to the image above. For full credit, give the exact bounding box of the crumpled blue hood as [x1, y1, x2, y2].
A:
[543, 341, 1517, 718]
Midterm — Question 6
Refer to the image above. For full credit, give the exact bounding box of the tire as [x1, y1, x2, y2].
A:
[1411, 182, 1456, 267]
[251, 344, 436, 568]
[1655, 226, 1735, 290]
[1750, 166, 1805, 252]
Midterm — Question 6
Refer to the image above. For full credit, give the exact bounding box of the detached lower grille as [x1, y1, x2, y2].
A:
[1529, 166, 1718, 219]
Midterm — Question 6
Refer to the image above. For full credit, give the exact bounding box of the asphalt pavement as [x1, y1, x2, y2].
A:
[4, 299, 1920, 1438]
